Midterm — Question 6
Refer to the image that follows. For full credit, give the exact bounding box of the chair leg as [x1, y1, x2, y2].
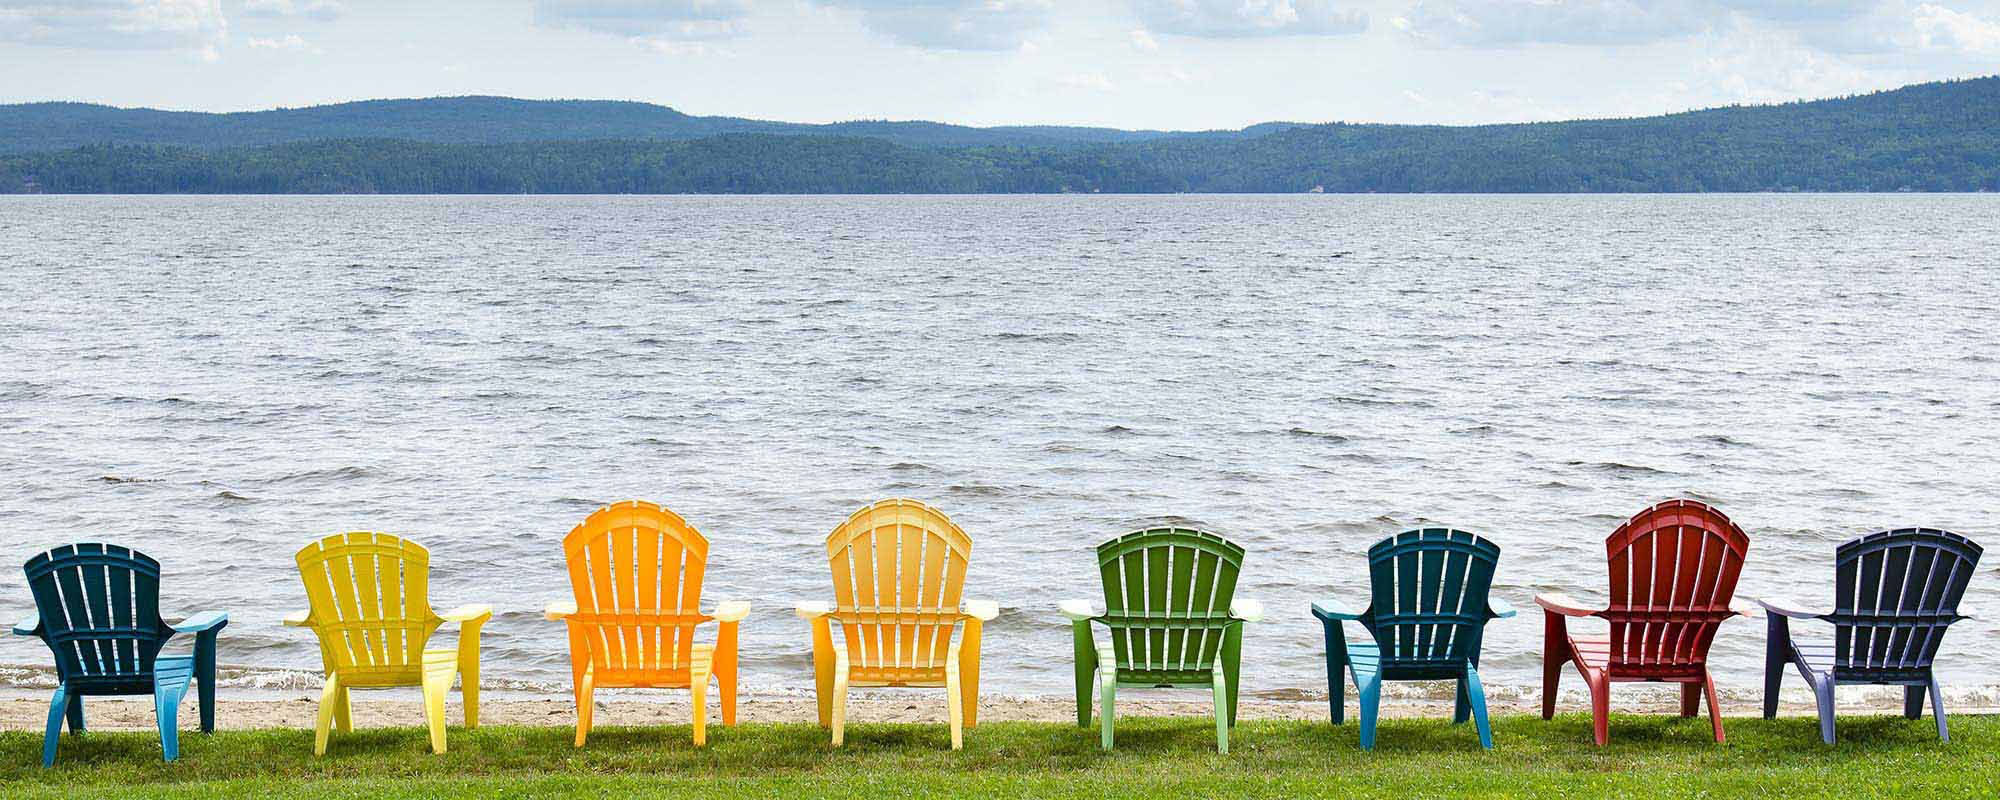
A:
[1099, 670, 1116, 751]
[459, 652, 481, 731]
[1454, 677, 1471, 725]
[1763, 615, 1790, 720]
[1588, 674, 1610, 746]
[811, 620, 835, 729]
[1073, 621, 1095, 728]
[946, 663, 965, 751]
[1212, 666, 1230, 754]
[959, 619, 984, 730]
[1357, 679, 1381, 751]
[690, 658, 712, 748]
[65, 693, 84, 734]
[1680, 682, 1700, 718]
[421, 658, 454, 754]
[41, 685, 69, 767]
[1541, 613, 1570, 721]
[196, 629, 222, 734]
[1814, 678, 1837, 745]
[334, 686, 353, 732]
[573, 672, 595, 748]
[1322, 622, 1347, 725]
[153, 656, 194, 763]
[716, 620, 741, 727]
[1904, 685, 1924, 720]
[1466, 667, 1494, 749]
[313, 674, 341, 757]
[829, 664, 849, 747]
[1222, 624, 1242, 727]
[1702, 672, 1725, 743]
[1929, 678, 1949, 743]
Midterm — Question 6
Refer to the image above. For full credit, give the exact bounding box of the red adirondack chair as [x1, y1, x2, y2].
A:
[1535, 500, 1756, 745]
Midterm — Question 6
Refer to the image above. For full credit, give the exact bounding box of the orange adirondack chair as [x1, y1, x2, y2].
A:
[794, 499, 998, 749]
[1535, 500, 1756, 744]
[544, 501, 749, 746]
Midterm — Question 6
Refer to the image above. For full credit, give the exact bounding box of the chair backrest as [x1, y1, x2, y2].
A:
[295, 532, 441, 680]
[563, 500, 711, 679]
[1599, 500, 1749, 677]
[24, 544, 173, 687]
[1830, 528, 1982, 675]
[825, 499, 970, 676]
[1095, 527, 1244, 678]
[1361, 528, 1500, 675]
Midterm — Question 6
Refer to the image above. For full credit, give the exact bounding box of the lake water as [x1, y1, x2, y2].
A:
[2, 194, 1997, 704]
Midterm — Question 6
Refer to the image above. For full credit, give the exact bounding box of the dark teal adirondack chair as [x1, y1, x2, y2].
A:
[1313, 528, 1514, 749]
[12, 544, 227, 766]
[1060, 527, 1263, 752]
[1760, 528, 1982, 744]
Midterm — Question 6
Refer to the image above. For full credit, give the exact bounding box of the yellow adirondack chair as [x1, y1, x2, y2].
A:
[544, 500, 750, 746]
[794, 499, 998, 749]
[283, 532, 491, 756]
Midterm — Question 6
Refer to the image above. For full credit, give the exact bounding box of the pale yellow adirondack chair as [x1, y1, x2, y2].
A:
[545, 500, 750, 746]
[284, 532, 490, 755]
[795, 499, 998, 749]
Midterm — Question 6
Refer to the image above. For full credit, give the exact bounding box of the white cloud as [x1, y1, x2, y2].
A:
[247, 32, 313, 51]
[817, 1, 1053, 51]
[1392, 0, 1900, 48]
[1131, 0, 1365, 37]
[0, 0, 227, 56]
[1129, 27, 1159, 50]
[241, 0, 341, 21]
[533, 0, 748, 39]
[1056, 71, 1117, 90]
[1912, 2, 2000, 53]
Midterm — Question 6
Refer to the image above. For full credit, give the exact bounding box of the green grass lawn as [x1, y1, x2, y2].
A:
[3, 713, 1995, 799]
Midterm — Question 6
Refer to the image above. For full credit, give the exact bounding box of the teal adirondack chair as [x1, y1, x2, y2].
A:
[1060, 527, 1263, 752]
[14, 543, 227, 766]
[1313, 528, 1513, 750]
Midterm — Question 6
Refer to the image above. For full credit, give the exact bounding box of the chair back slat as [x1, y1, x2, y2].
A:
[23, 544, 172, 685]
[1600, 500, 1748, 677]
[1096, 528, 1244, 678]
[296, 533, 441, 679]
[563, 501, 710, 681]
[1361, 529, 1500, 671]
[1831, 528, 1981, 674]
[825, 499, 970, 678]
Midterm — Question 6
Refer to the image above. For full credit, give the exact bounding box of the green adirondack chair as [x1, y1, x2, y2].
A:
[1060, 527, 1263, 752]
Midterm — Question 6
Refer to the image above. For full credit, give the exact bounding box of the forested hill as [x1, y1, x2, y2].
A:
[0, 97, 1282, 153]
[3, 77, 1997, 194]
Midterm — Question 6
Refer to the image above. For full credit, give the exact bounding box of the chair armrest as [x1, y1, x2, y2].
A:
[795, 600, 833, 620]
[963, 599, 999, 621]
[282, 610, 312, 627]
[1488, 597, 1518, 619]
[545, 600, 577, 621]
[1757, 598, 1825, 619]
[440, 604, 493, 624]
[172, 610, 229, 634]
[1534, 593, 1602, 617]
[712, 600, 751, 622]
[12, 613, 42, 637]
[1058, 599, 1098, 621]
[1230, 598, 1264, 623]
[1730, 599, 1761, 618]
[1312, 597, 1362, 621]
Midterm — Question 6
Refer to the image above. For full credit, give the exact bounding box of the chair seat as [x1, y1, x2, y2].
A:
[1114, 667, 1217, 687]
[1567, 635, 1706, 682]
[1786, 642, 1931, 685]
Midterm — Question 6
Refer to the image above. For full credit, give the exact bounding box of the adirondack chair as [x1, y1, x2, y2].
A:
[13, 543, 227, 766]
[1059, 527, 1264, 753]
[794, 499, 998, 749]
[1313, 528, 1514, 750]
[284, 532, 491, 755]
[545, 500, 750, 746]
[1536, 500, 1755, 745]
[1760, 528, 1982, 744]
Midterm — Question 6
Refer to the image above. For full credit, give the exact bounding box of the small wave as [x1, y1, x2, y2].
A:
[263, 465, 370, 484]
[213, 490, 253, 502]
[1284, 427, 1350, 443]
[99, 475, 163, 484]
[1566, 460, 1675, 476]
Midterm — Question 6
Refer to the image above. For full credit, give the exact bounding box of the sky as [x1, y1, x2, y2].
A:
[2, 0, 1999, 129]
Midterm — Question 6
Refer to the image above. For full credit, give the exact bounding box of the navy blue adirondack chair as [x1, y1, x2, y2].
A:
[1761, 528, 1981, 744]
[1313, 528, 1514, 749]
[12, 544, 227, 766]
